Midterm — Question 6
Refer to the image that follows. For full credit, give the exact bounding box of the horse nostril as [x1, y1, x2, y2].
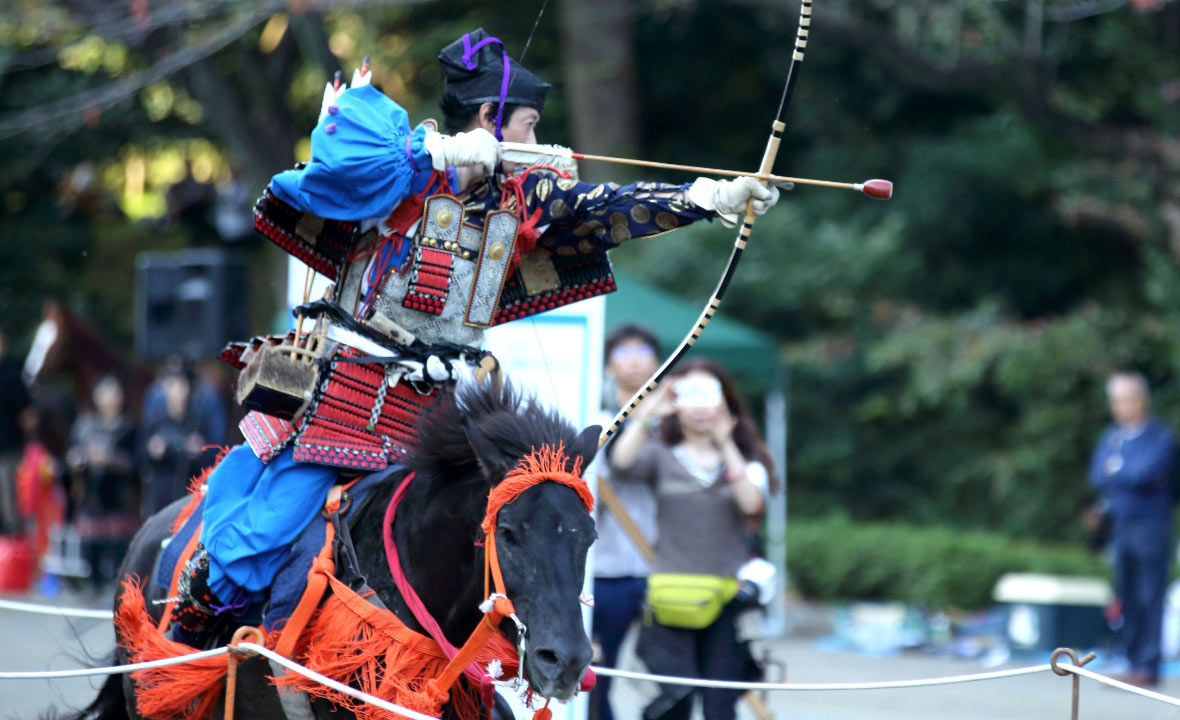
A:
[535, 648, 561, 672]
[532, 644, 592, 680]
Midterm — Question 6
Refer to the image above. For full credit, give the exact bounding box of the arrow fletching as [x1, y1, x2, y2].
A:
[500, 142, 574, 168]
[318, 72, 348, 124]
[351, 56, 372, 88]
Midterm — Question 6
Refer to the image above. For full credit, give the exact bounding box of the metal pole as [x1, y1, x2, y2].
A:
[763, 362, 789, 636]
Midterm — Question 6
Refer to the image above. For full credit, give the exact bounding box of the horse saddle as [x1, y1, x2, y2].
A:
[154, 464, 399, 634]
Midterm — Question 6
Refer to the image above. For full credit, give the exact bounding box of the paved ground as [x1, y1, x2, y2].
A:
[1, 591, 118, 720]
[2, 592, 1176, 720]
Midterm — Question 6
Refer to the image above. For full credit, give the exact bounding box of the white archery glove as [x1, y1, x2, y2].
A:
[423, 128, 501, 176]
[687, 176, 780, 228]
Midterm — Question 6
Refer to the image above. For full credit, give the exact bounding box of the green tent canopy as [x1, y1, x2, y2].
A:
[604, 269, 781, 392]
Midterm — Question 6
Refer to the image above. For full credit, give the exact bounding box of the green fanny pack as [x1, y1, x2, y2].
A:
[646, 573, 739, 629]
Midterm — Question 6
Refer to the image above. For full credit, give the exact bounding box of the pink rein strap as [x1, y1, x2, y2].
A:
[382, 472, 490, 686]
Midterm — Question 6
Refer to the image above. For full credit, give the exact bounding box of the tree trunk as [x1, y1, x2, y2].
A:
[557, 0, 640, 182]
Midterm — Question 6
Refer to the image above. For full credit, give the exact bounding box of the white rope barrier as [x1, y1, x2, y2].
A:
[0, 597, 114, 619]
[3, 600, 1179, 713]
[1057, 663, 1180, 708]
[0, 640, 442, 720]
[0, 648, 228, 679]
[239, 643, 440, 720]
[590, 663, 1055, 691]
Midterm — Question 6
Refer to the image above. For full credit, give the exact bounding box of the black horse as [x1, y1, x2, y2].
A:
[66, 377, 600, 720]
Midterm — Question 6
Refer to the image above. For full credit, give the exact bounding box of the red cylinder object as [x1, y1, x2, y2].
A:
[0, 535, 35, 592]
[861, 179, 893, 200]
[579, 667, 597, 692]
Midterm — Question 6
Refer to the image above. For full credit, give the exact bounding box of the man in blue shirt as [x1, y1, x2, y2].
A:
[1089, 371, 1175, 687]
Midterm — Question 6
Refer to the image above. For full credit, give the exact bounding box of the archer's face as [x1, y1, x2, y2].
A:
[499, 107, 540, 172]
[502, 106, 540, 145]
[477, 104, 541, 172]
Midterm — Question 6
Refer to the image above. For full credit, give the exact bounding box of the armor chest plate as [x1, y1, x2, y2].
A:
[337, 194, 519, 347]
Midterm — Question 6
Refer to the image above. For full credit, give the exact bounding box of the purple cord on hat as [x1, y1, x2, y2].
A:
[461, 33, 512, 142]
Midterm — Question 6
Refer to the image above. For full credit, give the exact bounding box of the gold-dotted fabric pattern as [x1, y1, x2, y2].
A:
[453, 168, 713, 259]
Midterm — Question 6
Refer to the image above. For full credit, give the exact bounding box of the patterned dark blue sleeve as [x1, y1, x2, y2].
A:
[517, 171, 714, 255]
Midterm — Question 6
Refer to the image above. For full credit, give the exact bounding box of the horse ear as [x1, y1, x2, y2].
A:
[569, 425, 601, 470]
[462, 417, 511, 483]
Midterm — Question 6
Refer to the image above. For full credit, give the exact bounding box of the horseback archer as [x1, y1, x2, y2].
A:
[170, 27, 784, 649]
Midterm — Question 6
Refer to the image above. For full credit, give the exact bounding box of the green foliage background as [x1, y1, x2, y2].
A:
[2, 0, 1179, 548]
[787, 516, 1108, 609]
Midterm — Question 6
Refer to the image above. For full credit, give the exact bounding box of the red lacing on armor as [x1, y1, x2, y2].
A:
[347, 171, 447, 265]
[500, 165, 571, 274]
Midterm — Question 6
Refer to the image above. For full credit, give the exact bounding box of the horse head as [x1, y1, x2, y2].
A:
[402, 377, 600, 702]
[22, 300, 153, 413]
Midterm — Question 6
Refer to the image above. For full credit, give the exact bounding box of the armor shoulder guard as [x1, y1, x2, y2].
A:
[254, 187, 355, 280]
[491, 248, 617, 325]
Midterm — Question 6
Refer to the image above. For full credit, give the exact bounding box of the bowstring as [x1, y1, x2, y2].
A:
[518, 0, 550, 63]
[517, 0, 565, 417]
[530, 316, 563, 414]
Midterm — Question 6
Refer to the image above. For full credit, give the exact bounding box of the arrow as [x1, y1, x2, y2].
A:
[500, 141, 893, 199]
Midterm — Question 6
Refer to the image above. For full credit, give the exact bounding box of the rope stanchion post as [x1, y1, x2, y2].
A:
[1049, 647, 1096, 720]
[224, 626, 265, 720]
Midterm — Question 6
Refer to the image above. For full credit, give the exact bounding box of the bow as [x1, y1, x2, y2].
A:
[598, 0, 814, 448]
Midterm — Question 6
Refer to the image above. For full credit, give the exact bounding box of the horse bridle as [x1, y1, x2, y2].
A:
[381, 443, 596, 706]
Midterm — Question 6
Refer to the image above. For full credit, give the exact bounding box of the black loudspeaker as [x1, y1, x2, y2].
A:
[135, 249, 249, 360]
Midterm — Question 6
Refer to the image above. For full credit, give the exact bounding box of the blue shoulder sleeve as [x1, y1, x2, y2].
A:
[270, 85, 435, 221]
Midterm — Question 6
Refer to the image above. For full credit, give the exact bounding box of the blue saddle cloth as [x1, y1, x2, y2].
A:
[154, 460, 401, 630]
[155, 496, 204, 593]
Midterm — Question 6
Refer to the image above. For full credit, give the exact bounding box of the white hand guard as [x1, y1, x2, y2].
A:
[423, 128, 501, 175]
[686, 176, 781, 228]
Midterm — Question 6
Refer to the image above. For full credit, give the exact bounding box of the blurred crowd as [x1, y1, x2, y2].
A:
[0, 325, 231, 598]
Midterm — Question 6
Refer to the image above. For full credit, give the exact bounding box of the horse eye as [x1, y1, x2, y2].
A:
[500, 527, 517, 545]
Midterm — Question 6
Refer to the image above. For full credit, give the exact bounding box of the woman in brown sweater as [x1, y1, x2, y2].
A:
[609, 358, 776, 720]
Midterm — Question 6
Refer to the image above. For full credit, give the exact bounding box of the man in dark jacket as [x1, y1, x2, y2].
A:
[1089, 371, 1176, 687]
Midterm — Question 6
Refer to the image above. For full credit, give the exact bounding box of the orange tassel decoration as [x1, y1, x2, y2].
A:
[482, 443, 593, 540]
[270, 582, 522, 720]
[117, 443, 592, 720]
[115, 578, 232, 720]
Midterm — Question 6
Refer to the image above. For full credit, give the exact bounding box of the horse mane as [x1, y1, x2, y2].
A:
[407, 378, 582, 483]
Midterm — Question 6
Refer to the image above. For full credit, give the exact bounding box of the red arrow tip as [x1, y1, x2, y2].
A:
[861, 179, 892, 200]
